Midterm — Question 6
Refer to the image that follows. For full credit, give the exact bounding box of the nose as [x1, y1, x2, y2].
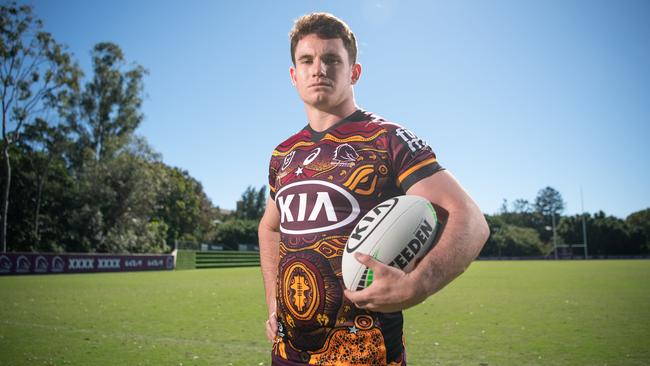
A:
[311, 58, 326, 77]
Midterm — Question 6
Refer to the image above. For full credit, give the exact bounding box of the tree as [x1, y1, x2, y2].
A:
[588, 212, 615, 256]
[0, 2, 80, 251]
[557, 214, 589, 257]
[18, 119, 69, 245]
[534, 186, 565, 251]
[4, 137, 73, 252]
[534, 186, 565, 217]
[481, 215, 549, 257]
[494, 225, 547, 256]
[626, 208, 650, 253]
[1, 23, 222, 253]
[67, 42, 146, 166]
[235, 185, 266, 220]
[481, 214, 505, 257]
[558, 211, 645, 257]
[63, 136, 170, 253]
[512, 199, 532, 214]
[209, 185, 267, 250]
[57, 42, 159, 253]
[213, 219, 259, 250]
[153, 164, 217, 247]
[496, 198, 549, 242]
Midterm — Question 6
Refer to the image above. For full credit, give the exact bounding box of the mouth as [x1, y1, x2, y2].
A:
[310, 81, 332, 88]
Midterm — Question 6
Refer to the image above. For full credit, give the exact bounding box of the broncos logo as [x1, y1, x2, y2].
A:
[332, 144, 359, 165]
[0, 256, 11, 271]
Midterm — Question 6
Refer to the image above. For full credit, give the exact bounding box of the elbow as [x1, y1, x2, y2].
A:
[448, 201, 490, 246]
[478, 214, 490, 245]
[460, 204, 489, 257]
[258, 213, 278, 233]
[258, 215, 280, 240]
[472, 213, 490, 258]
[448, 203, 489, 260]
[461, 199, 489, 245]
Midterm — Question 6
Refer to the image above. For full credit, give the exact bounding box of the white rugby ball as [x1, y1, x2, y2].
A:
[342, 195, 438, 291]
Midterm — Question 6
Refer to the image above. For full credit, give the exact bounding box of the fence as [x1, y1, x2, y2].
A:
[0, 252, 174, 275]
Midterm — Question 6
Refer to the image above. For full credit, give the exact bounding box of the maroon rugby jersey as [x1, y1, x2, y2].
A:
[268, 110, 443, 365]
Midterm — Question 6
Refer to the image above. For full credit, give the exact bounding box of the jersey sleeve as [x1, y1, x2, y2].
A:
[386, 124, 444, 192]
[268, 151, 280, 201]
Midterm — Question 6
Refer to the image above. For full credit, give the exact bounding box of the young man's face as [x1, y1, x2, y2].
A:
[290, 34, 360, 112]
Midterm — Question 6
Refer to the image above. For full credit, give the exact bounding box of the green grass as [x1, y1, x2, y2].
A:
[404, 260, 650, 365]
[1, 260, 648, 365]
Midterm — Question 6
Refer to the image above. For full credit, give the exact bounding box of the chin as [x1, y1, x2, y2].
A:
[306, 95, 332, 108]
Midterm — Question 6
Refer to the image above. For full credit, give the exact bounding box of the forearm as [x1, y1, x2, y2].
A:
[259, 225, 280, 314]
[344, 172, 488, 312]
[411, 202, 489, 298]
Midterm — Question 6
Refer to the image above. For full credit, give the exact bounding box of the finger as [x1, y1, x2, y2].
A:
[343, 288, 358, 301]
[354, 252, 379, 270]
[266, 321, 279, 342]
[343, 294, 385, 312]
[266, 313, 278, 342]
[266, 320, 275, 342]
[344, 288, 370, 307]
[354, 252, 388, 274]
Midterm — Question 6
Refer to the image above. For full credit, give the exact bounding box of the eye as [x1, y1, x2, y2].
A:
[323, 57, 340, 65]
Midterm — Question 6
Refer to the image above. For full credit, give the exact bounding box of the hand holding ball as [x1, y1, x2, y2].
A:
[342, 195, 439, 291]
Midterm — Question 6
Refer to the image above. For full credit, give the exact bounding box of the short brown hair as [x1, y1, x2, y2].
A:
[289, 12, 358, 66]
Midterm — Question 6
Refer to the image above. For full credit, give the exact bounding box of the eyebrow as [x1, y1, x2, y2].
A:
[297, 52, 342, 60]
[321, 52, 342, 59]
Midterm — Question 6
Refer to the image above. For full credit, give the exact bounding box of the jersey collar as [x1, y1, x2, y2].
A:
[303, 109, 368, 142]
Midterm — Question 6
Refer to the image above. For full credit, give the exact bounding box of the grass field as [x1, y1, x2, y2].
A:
[1, 260, 649, 365]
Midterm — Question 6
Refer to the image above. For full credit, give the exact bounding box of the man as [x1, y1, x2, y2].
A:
[259, 12, 489, 365]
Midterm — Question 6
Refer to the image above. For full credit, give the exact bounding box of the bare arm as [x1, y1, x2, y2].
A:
[258, 197, 281, 341]
[344, 170, 489, 312]
[405, 170, 489, 299]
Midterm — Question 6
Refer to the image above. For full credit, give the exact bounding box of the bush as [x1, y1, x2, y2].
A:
[213, 219, 259, 250]
[482, 216, 547, 257]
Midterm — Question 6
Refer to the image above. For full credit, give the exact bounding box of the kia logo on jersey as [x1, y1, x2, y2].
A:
[276, 180, 360, 235]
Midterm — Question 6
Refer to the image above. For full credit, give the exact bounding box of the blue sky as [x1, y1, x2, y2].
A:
[30, 0, 649, 218]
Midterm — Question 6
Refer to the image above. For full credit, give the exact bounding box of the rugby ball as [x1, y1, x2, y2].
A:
[342, 195, 438, 291]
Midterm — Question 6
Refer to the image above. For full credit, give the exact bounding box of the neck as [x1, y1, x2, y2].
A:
[305, 98, 359, 132]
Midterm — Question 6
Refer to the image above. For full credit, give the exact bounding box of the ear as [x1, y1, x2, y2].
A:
[351, 63, 362, 85]
[289, 66, 297, 86]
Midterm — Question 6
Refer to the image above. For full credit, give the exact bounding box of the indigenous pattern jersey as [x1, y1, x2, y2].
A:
[268, 110, 443, 365]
